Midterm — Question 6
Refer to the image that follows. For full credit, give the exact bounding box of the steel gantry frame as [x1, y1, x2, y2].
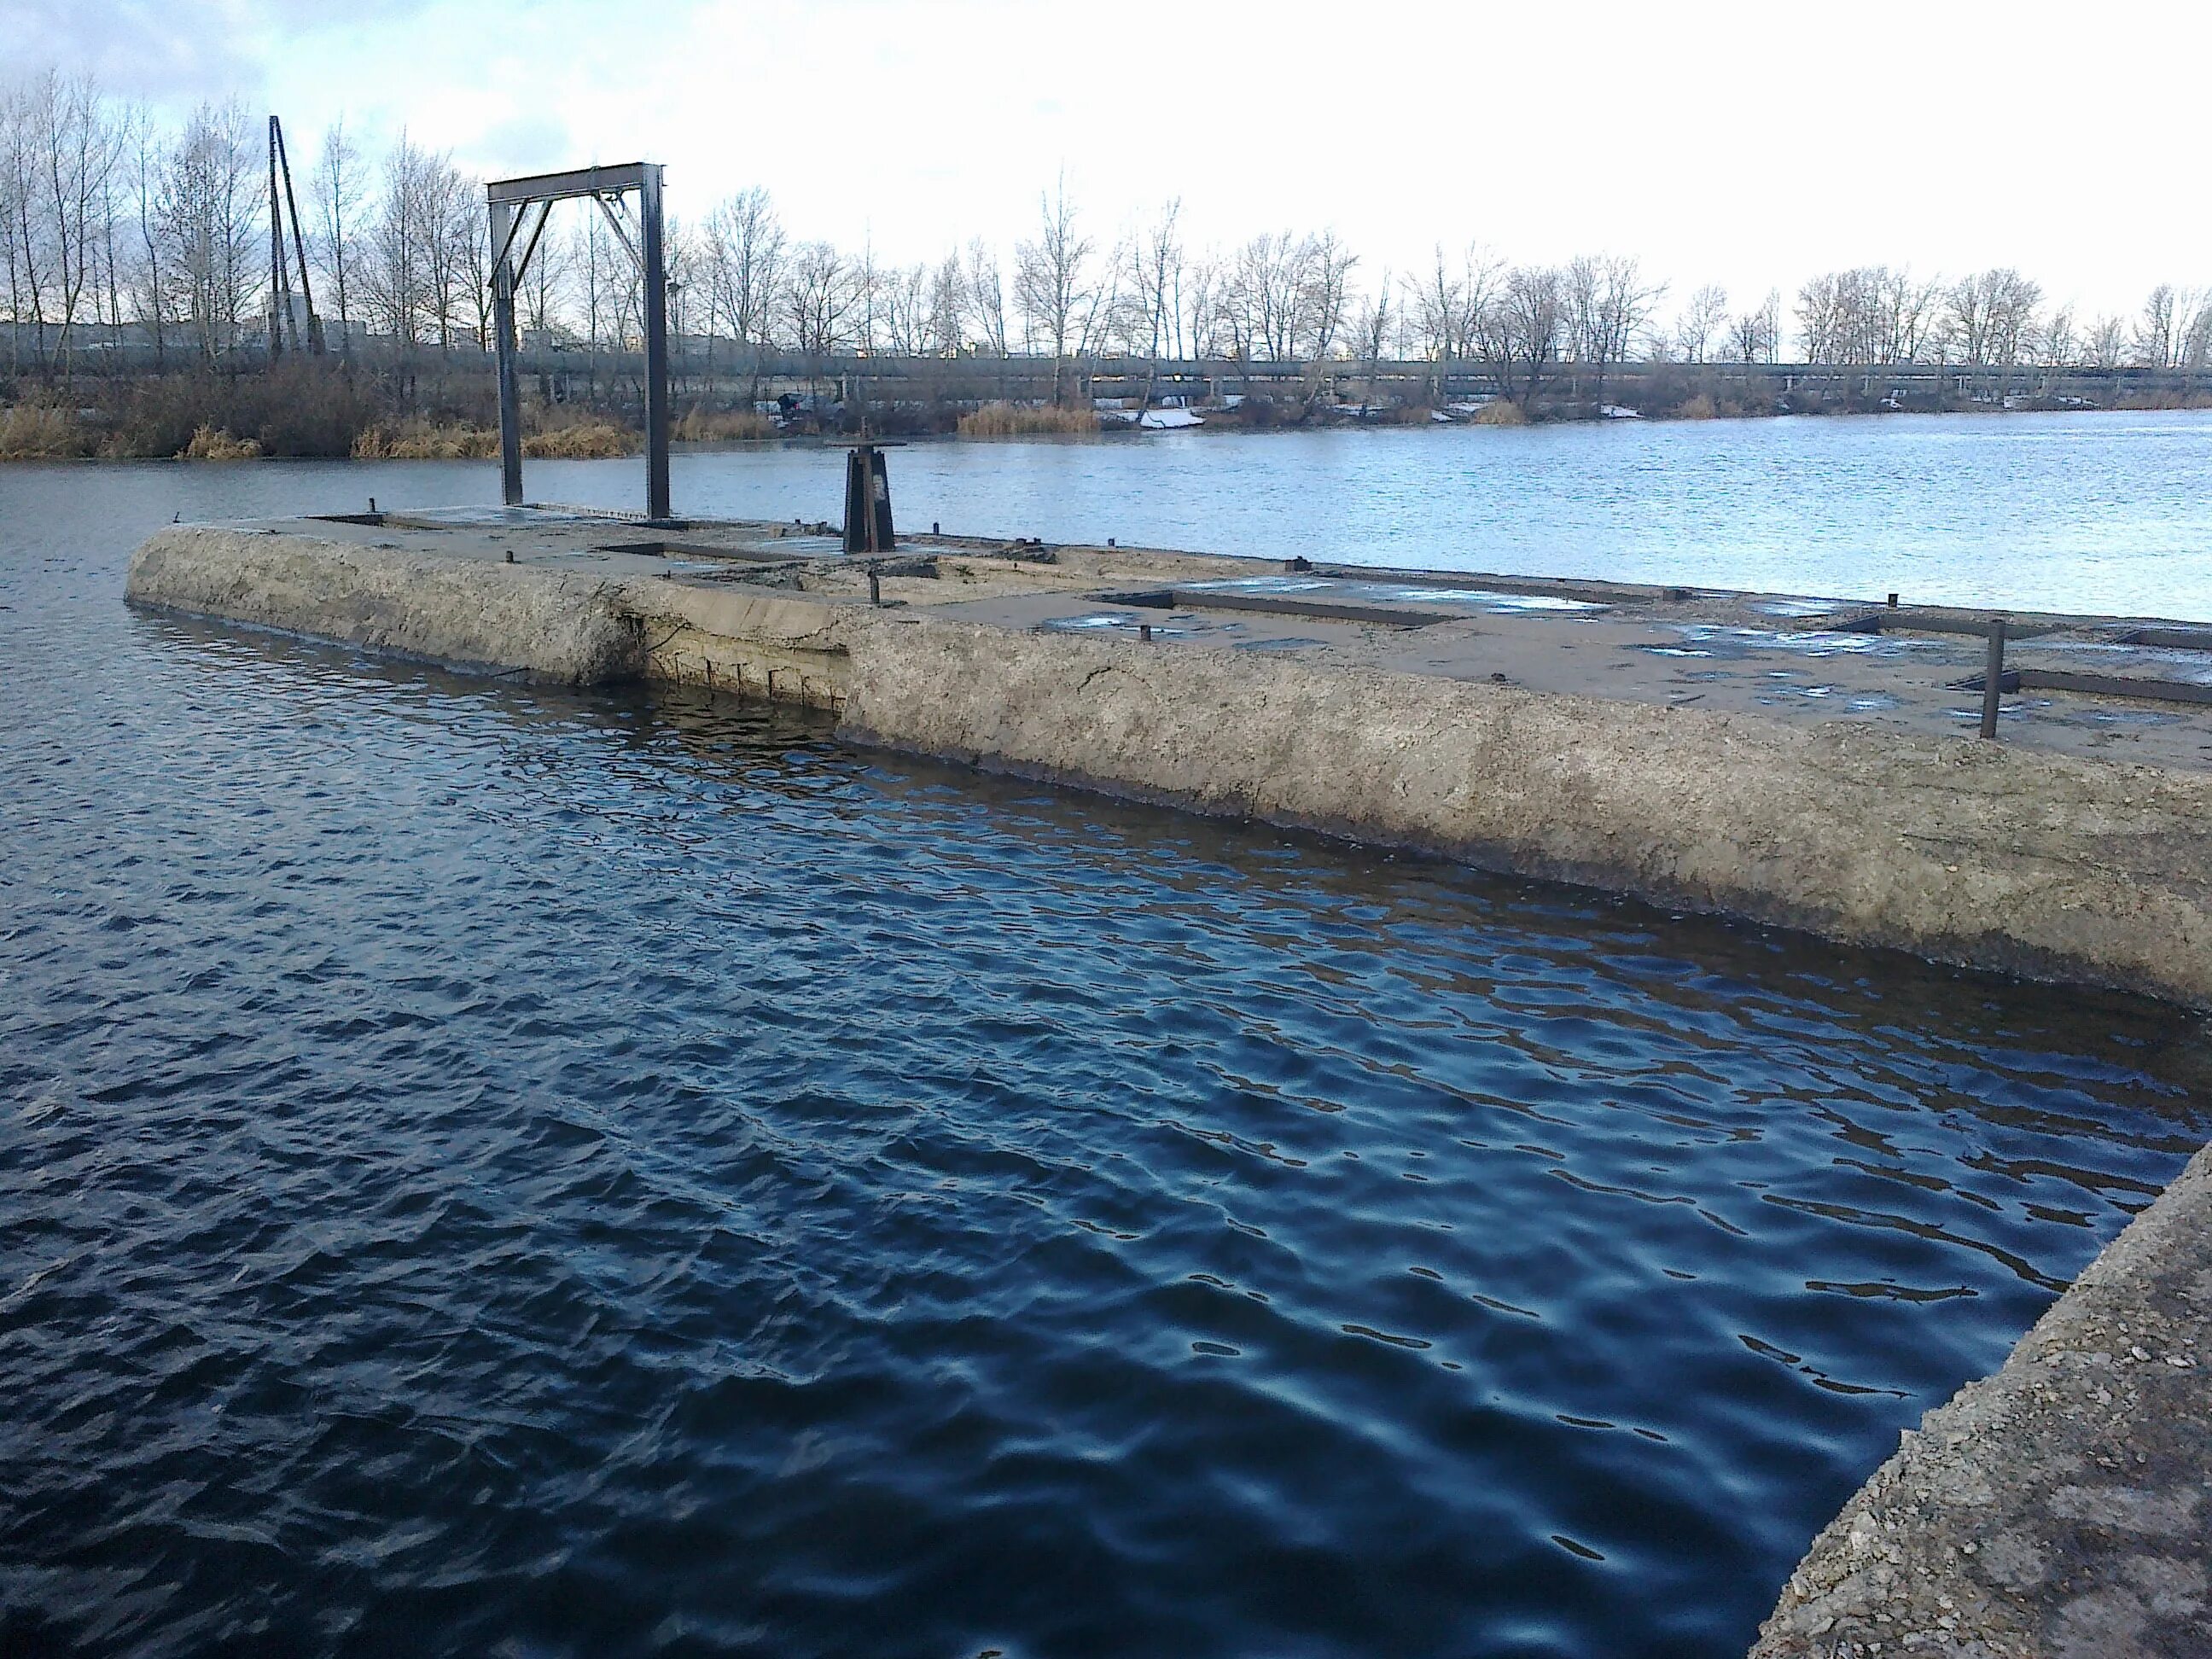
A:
[486, 164, 672, 522]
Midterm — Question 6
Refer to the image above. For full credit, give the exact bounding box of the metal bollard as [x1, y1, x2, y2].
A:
[1887, 592, 1899, 608]
[1980, 616, 2007, 740]
[869, 570, 882, 606]
[1139, 623, 1152, 642]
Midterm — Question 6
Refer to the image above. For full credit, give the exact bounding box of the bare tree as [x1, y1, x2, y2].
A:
[1410, 243, 1498, 401]
[125, 103, 166, 364]
[1731, 290, 1779, 364]
[418, 151, 475, 353]
[1301, 230, 1357, 361]
[33, 71, 120, 377]
[1676, 283, 1728, 364]
[158, 99, 259, 360]
[1126, 198, 1183, 361]
[1564, 253, 1660, 399]
[960, 237, 1007, 356]
[311, 117, 364, 354]
[1489, 264, 1563, 405]
[1945, 268, 2041, 369]
[701, 186, 783, 363]
[2085, 314, 2129, 370]
[783, 240, 853, 358]
[2038, 305, 2077, 369]
[2132, 284, 2208, 370]
[1349, 271, 1392, 412]
[927, 251, 963, 353]
[1012, 175, 1095, 402]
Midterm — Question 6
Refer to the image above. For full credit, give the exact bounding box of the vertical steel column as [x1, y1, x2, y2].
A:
[266, 119, 284, 361]
[638, 165, 671, 523]
[490, 201, 524, 508]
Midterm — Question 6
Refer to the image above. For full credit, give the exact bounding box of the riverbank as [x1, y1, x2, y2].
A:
[9, 359, 2209, 462]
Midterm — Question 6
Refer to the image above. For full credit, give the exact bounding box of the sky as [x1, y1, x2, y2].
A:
[8, 0, 2207, 326]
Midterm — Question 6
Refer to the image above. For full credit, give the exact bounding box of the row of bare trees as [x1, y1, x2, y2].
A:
[1786, 265, 2209, 374]
[0, 71, 495, 378]
[7, 68, 2209, 399]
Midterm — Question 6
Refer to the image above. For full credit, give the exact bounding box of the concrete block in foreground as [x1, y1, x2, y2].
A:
[1753, 1138, 2212, 1658]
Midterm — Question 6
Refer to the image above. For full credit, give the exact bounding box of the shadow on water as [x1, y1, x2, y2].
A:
[3, 479, 2209, 1657]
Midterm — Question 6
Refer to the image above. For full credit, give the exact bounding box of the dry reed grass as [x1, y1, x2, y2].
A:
[1470, 399, 1529, 427]
[0, 403, 88, 459]
[523, 422, 637, 458]
[1676, 393, 1720, 420]
[352, 422, 496, 460]
[180, 425, 263, 460]
[958, 401, 1099, 437]
[675, 407, 777, 441]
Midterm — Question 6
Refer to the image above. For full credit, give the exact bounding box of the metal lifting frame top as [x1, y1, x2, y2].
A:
[486, 163, 671, 522]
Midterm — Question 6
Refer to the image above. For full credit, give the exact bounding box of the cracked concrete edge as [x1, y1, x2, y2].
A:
[835, 614, 2212, 1010]
[1750, 1139, 2212, 1658]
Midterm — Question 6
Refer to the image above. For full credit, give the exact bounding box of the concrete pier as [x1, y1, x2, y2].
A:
[126, 506, 2212, 1009]
[123, 507, 2212, 1653]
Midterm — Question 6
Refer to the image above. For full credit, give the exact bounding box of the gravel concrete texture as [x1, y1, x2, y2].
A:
[125, 526, 649, 684]
[838, 615, 2212, 1010]
[1752, 1138, 2212, 1658]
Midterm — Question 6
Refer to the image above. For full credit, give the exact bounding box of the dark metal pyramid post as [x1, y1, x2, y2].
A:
[843, 443, 895, 554]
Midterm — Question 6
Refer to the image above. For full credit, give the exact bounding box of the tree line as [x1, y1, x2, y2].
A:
[6, 69, 2209, 405]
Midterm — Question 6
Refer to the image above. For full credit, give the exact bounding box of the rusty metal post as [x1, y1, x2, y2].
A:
[1980, 616, 2007, 740]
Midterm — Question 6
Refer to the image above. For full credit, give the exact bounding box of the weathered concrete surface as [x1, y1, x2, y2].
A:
[123, 514, 2212, 1006]
[1753, 1138, 2212, 1658]
[840, 615, 2212, 1010]
[126, 525, 650, 684]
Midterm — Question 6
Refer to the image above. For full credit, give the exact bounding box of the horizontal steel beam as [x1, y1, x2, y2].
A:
[486, 163, 652, 205]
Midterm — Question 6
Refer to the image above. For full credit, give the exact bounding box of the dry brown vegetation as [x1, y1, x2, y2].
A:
[347, 416, 638, 460]
[675, 406, 778, 441]
[1470, 399, 1529, 427]
[180, 425, 263, 460]
[352, 422, 496, 460]
[523, 422, 637, 458]
[958, 401, 1099, 437]
[0, 403, 89, 459]
[2111, 390, 2212, 411]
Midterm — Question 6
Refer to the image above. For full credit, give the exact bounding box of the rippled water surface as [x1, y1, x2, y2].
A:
[642, 411, 2202, 616]
[3, 463, 2208, 1657]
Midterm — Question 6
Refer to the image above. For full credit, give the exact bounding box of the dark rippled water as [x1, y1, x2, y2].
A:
[3, 464, 2206, 1657]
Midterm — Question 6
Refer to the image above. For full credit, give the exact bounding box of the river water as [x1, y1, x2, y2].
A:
[1, 448, 2207, 1657]
[637, 410, 2212, 619]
